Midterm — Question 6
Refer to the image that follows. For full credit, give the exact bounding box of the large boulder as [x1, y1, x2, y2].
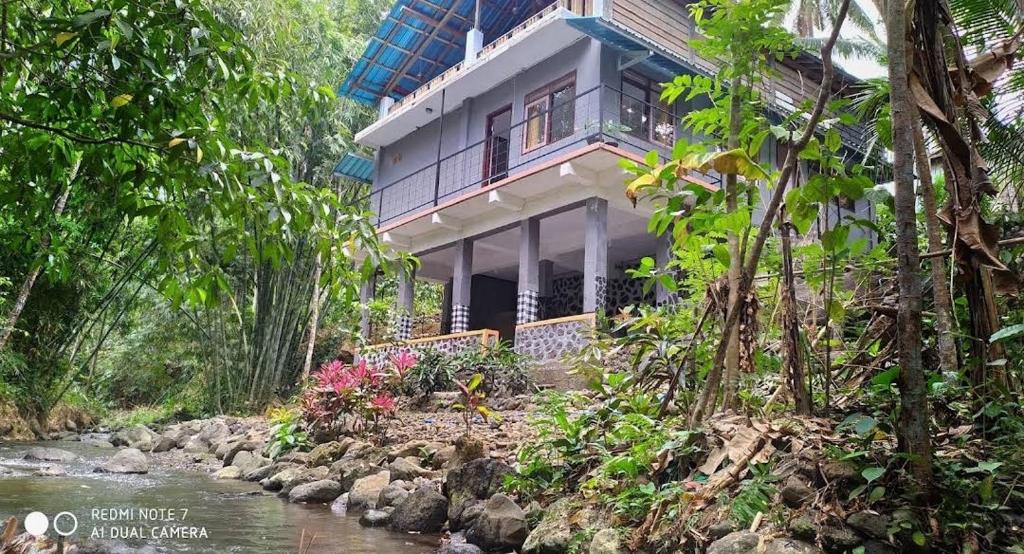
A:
[263, 467, 304, 491]
[307, 439, 353, 467]
[149, 435, 178, 453]
[522, 499, 574, 554]
[348, 470, 391, 512]
[465, 494, 528, 552]
[213, 466, 243, 480]
[231, 451, 268, 475]
[279, 466, 330, 496]
[389, 486, 449, 533]
[846, 511, 889, 539]
[388, 456, 433, 482]
[288, 480, 343, 504]
[329, 458, 380, 491]
[378, 481, 412, 508]
[111, 425, 159, 450]
[706, 532, 760, 554]
[95, 448, 149, 474]
[443, 458, 512, 530]
[245, 462, 296, 482]
[359, 509, 392, 528]
[223, 441, 260, 467]
[589, 529, 625, 554]
[23, 447, 78, 463]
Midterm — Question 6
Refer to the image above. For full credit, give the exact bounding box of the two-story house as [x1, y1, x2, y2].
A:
[338, 0, 875, 369]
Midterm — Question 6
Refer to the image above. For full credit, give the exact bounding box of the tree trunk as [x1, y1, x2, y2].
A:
[780, 218, 812, 414]
[912, 112, 959, 374]
[887, 0, 935, 497]
[301, 252, 323, 382]
[0, 159, 79, 350]
[722, 82, 744, 411]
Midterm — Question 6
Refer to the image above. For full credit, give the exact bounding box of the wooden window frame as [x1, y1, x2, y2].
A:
[620, 70, 675, 147]
[522, 72, 577, 154]
[483, 104, 513, 185]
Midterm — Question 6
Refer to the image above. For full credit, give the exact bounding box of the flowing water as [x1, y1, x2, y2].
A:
[0, 440, 438, 553]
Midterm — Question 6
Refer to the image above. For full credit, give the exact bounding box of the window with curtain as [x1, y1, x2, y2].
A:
[620, 70, 675, 146]
[523, 73, 576, 152]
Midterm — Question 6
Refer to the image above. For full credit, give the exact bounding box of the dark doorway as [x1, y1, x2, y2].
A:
[484, 105, 511, 185]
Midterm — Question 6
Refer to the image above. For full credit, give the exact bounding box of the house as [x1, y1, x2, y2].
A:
[338, 0, 875, 368]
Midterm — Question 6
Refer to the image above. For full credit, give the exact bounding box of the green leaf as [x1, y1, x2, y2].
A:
[912, 531, 927, 546]
[111, 94, 133, 108]
[55, 32, 77, 46]
[990, 323, 1024, 343]
[467, 373, 483, 393]
[861, 467, 885, 483]
[868, 485, 885, 502]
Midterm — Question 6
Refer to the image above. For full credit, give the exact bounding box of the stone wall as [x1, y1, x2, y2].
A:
[360, 330, 499, 366]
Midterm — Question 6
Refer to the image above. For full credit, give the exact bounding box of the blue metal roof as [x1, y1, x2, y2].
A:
[564, 15, 707, 80]
[333, 153, 375, 184]
[340, 0, 552, 105]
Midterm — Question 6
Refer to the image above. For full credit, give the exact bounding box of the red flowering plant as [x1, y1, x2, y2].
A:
[300, 351, 416, 445]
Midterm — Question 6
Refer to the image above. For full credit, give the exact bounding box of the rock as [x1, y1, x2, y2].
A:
[377, 481, 411, 508]
[33, 465, 67, 477]
[307, 439, 353, 467]
[245, 462, 295, 482]
[522, 499, 574, 554]
[231, 451, 268, 475]
[82, 438, 114, 448]
[847, 510, 889, 539]
[451, 433, 487, 468]
[465, 494, 528, 552]
[389, 486, 449, 533]
[223, 441, 259, 466]
[344, 441, 387, 463]
[820, 461, 858, 484]
[275, 466, 329, 496]
[388, 456, 433, 482]
[781, 476, 815, 508]
[0, 422, 13, 437]
[162, 427, 192, 448]
[763, 538, 825, 554]
[96, 448, 148, 474]
[818, 523, 859, 551]
[861, 540, 899, 554]
[289, 479, 343, 504]
[706, 531, 760, 554]
[23, 446, 78, 463]
[348, 470, 390, 512]
[278, 451, 310, 465]
[788, 515, 818, 541]
[710, 520, 739, 540]
[359, 509, 392, 528]
[150, 435, 177, 453]
[213, 466, 243, 480]
[589, 529, 624, 554]
[183, 437, 209, 453]
[390, 439, 439, 461]
[264, 467, 303, 491]
[112, 425, 159, 450]
[196, 421, 231, 447]
[432, 445, 457, 469]
[329, 458, 380, 491]
[444, 458, 512, 530]
[438, 541, 484, 554]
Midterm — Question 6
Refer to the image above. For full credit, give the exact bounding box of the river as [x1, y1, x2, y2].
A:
[0, 440, 438, 553]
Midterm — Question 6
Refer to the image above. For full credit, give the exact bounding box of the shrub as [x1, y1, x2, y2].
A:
[402, 341, 531, 398]
[267, 407, 310, 459]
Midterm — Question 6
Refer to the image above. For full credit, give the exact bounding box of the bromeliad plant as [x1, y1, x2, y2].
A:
[453, 373, 501, 436]
[301, 351, 417, 444]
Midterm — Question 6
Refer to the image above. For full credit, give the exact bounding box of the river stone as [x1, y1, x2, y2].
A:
[277, 466, 329, 496]
[183, 436, 209, 453]
[706, 532, 761, 554]
[150, 435, 178, 453]
[278, 451, 310, 465]
[522, 500, 574, 554]
[389, 486, 449, 533]
[112, 425, 159, 450]
[223, 441, 260, 466]
[197, 420, 231, 446]
[264, 467, 302, 491]
[763, 538, 825, 554]
[846, 510, 889, 539]
[214, 466, 243, 479]
[329, 458, 380, 491]
[289, 479, 343, 504]
[443, 458, 512, 530]
[388, 456, 433, 482]
[33, 465, 67, 477]
[162, 426, 192, 448]
[96, 448, 148, 474]
[23, 446, 79, 463]
[781, 476, 815, 508]
[389, 439, 441, 461]
[438, 543, 485, 554]
[465, 494, 528, 552]
[348, 470, 390, 512]
[231, 451, 268, 475]
[378, 481, 411, 507]
[245, 462, 295, 482]
[307, 439, 353, 467]
[818, 522, 860, 551]
[589, 529, 624, 554]
[359, 509, 392, 528]
[82, 438, 114, 449]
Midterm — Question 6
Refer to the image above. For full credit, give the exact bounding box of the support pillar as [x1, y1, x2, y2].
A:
[517, 218, 541, 324]
[655, 230, 675, 305]
[395, 265, 415, 341]
[451, 238, 473, 332]
[359, 272, 377, 340]
[539, 259, 554, 320]
[583, 197, 608, 314]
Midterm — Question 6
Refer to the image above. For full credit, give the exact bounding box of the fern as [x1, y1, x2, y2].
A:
[730, 464, 778, 526]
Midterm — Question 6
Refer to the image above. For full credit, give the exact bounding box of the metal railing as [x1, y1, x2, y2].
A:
[362, 84, 722, 227]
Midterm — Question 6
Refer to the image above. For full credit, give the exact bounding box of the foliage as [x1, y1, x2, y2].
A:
[266, 407, 310, 460]
[452, 373, 500, 436]
[725, 463, 778, 526]
[300, 354, 412, 444]
[401, 341, 531, 398]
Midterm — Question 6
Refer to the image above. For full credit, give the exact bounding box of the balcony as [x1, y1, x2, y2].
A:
[362, 84, 722, 229]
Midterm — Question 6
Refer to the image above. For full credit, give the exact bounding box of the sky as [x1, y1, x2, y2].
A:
[796, 1, 888, 80]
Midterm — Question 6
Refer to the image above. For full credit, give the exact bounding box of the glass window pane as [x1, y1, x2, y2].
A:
[620, 81, 648, 140]
[549, 85, 575, 143]
[525, 100, 547, 150]
[652, 100, 674, 145]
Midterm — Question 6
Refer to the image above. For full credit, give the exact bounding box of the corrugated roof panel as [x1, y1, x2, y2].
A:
[333, 153, 375, 184]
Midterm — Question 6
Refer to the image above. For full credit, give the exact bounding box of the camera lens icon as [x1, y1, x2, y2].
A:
[23, 511, 77, 537]
[53, 512, 78, 537]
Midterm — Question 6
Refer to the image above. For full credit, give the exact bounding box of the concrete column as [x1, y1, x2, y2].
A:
[378, 96, 395, 120]
[464, 28, 484, 63]
[451, 238, 473, 332]
[517, 218, 541, 325]
[395, 265, 415, 341]
[655, 230, 675, 305]
[583, 197, 608, 314]
[359, 272, 377, 341]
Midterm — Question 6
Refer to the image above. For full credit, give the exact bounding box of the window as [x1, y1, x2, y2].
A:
[523, 73, 576, 152]
[620, 71, 675, 146]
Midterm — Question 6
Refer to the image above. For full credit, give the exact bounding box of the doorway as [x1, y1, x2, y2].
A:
[483, 105, 511, 185]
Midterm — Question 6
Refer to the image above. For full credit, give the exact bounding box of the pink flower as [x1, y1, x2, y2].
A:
[350, 359, 371, 383]
[369, 393, 396, 413]
[390, 351, 418, 376]
[315, 360, 345, 389]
